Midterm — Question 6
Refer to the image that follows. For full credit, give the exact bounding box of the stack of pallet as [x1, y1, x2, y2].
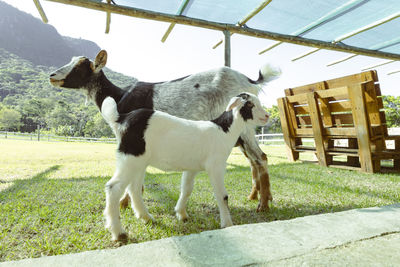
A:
[277, 70, 400, 173]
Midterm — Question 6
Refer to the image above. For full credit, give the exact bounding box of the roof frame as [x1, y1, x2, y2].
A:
[291, 11, 400, 62]
[259, 0, 369, 55]
[33, 0, 48, 23]
[41, 0, 400, 62]
[326, 36, 400, 67]
[161, 0, 192, 42]
[212, 0, 272, 49]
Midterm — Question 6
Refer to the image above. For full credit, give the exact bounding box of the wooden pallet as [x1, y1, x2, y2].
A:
[277, 70, 400, 173]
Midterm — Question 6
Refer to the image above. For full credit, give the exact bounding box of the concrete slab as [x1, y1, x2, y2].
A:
[2, 204, 399, 267]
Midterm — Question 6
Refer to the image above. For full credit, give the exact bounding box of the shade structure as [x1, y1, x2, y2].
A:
[40, 0, 400, 62]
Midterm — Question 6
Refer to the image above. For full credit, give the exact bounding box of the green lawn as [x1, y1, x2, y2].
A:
[1, 139, 399, 262]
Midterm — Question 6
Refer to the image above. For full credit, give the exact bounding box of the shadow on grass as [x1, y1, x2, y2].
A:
[0, 165, 61, 198]
[270, 162, 400, 203]
[1, 161, 400, 261]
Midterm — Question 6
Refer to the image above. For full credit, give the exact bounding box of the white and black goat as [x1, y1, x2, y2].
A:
[100, 92, 268, 241]
[49, 50, 281, 211]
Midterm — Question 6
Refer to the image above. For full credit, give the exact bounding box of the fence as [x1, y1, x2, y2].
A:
[1, 131, 285, 145]
[0, 131, 116, 143]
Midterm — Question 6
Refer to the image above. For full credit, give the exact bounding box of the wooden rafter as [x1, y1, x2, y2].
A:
[43, 0, 400, 61]
[326, 36, 400, 67]
[387, 69, 400, 75]
[33, 0, 49, 23]
[161, 0, 192, 43]
[259, 0, 369, 55]
[292, 11, 400, 62]
[362, 60, 396, 71]
[212, 0, 272, 49]
[105, 0, 111, 33]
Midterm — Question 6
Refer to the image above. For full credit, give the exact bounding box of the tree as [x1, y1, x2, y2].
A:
[264, 105, 282, 133]
[83, 112, 113, 138]
[383, 95, 400, 127]
[0, 106, 22, 131]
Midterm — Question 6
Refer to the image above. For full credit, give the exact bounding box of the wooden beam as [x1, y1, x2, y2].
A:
[291, 12, 400, 62]
[387, 69, 400, 75]
[277, 97, 299, 161]
[361, 60, 396, 71]
[334, 12, 400, 43]
[105, 0, 111, 33]
[213, 0, 272, 49]
[327, 37, 400, 67]
[161, 0, 191, 42]
[348, 83, 375, 173]
[326, 54, 357, 67]
[43, 0, 400, 61]
[259, 0, 368, 55]
[33, 0, 49, 23]
[307, 92, 329, 166]
[292, 48, 321, 62]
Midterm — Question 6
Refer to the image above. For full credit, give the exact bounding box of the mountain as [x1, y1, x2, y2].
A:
[0, 1, 136, 136]
[0, 1, 100, 66]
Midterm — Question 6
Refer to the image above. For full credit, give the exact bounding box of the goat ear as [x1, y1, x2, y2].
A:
[226, 97, 242, 111]
[94, 50, 107, 72]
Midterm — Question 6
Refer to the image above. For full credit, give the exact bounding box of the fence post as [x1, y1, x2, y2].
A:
[37, 125, 40, 141]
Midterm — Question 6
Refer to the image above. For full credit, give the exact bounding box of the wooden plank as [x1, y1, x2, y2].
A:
[328, 164, 361, 171]
[287, 94, 308, 103]
[315, 86, 348, 98]
[320, 98, 333, 127]
[395, 139, 400, 170]
[325, 70, 377, 88]
[294, 100, 352, 115]
[346, 138, 360, 166]
[295, 128, 314, 136]
[327, 147, 359, 153]
[277, 97, 299, 161]
[285, 82, 326, 96]
[332, 113, 354, 126]
[294, 145, 316, 151]
[307, 92, 329, 166]
[287, 99, 300, 131]
[286, 71, 377, 96]
[33, 0, 49, 23]
[364, 81, 382, 126]
[298, 115, 311, 127]
[325, 127, 356, 136]
[348, 83, 375, 173]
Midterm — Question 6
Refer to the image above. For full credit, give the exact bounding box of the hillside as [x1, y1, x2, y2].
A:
[0, 48, 135, 135]
[0, 1, 136, 136]
[0, 1, 101, 66]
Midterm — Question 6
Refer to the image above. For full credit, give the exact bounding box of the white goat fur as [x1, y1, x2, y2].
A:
[101, 94, 268, 241]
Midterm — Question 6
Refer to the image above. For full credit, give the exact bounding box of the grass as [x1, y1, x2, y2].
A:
[1, 139, 399, 262]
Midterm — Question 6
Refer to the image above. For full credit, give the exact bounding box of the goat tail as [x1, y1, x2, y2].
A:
[255, 63, 281, 84]
[101, 97, 119, 125]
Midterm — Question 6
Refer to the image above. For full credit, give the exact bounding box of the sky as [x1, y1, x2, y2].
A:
[2, 0, 400, 107]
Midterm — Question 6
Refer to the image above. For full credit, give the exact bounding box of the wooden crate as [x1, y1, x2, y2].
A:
[277, 70, 400, 173]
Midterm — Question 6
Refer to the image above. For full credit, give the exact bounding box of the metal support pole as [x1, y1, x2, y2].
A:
[224, 30, 231, 67]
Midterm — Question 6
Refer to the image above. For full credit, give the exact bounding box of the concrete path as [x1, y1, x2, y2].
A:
[2, 204, 400, 267]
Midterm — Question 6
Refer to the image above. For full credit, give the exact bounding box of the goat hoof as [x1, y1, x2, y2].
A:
[221, 221, 233, 228]
[176, 213, 188, 222]
[139, 214, 154, 224]
[256, 202, 270, 212]
[247, 192, 258, 201]
[116, 233, 128, 242]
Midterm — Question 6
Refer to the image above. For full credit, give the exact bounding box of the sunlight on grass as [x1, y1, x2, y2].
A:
[1, 139, 399, 262]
